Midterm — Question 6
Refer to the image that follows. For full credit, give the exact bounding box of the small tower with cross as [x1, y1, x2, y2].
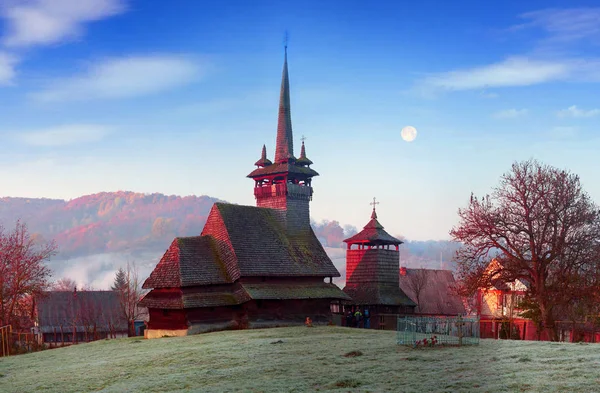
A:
[340, 198, 416, 328]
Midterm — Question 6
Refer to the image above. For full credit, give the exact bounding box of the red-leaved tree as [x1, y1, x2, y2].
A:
[450, 159, 600, 341]
[0, 221, 57, 330]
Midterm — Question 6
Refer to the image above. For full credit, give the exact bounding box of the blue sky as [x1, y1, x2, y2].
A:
[0, 0, 599, 241]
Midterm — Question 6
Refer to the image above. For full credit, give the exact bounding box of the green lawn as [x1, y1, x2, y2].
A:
[1, 326, 599, 392]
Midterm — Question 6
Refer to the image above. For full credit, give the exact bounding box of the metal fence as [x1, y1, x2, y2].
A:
[397, 316, 480, 346]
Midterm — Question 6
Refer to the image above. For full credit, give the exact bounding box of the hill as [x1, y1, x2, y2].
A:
[0, 192, 220, 258]
[0, 192, 460, 288]
[1, 327, 598, 392]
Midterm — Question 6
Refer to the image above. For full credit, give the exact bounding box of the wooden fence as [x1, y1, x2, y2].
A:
[1, 325, 12, 357]
[1, 325, 41, 357]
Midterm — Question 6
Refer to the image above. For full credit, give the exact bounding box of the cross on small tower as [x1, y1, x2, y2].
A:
[300, 135, 307, 143]
[283, 31, 289, 51]
[370, 197, 379, 211]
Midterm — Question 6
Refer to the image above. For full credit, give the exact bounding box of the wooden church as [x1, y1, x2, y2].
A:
[139, 49, 349, 338]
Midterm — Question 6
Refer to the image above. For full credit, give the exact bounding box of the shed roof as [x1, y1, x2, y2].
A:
[37, 291, 127, 333]
[399, 268, 466, 316]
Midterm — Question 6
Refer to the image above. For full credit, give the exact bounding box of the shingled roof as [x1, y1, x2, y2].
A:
[37, 291, 127, 333]
[343, 284, 416, 307]
[143, 236, 232, 289]
[204, 203, 340, 278]
[140, 281, 349, 310]
[344, 208, 403, 245]
[399, 269, 466, 316]
[141, 201, 345, 309]
[247, 162, 319, 178]
[295, 141, 313, 167]
[242, 282, 350, 300]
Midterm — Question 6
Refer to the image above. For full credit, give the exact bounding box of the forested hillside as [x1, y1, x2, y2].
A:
[0, 192, 460, 288]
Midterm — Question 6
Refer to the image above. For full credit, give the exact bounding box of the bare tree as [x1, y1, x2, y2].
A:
[52, 277, 78, 291]
[0, 221, 57, 330]
[115, 261, 146, 336]
[404, 268, 430, 313]
[450, 159, 600, 341]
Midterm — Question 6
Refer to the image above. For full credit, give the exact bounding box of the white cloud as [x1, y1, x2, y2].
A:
[0, 52, 18, 84]
[420, 57, 569, 92]
[31, 55, 204, 102]
[18, 124, 113, 146]
[1, 0, 127, 47]
[492, 108, 529, 119]
[557, 105, 600, 118]
[512, 8, 600, 43]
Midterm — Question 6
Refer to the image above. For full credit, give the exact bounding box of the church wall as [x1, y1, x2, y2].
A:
[182, 299, 333, 333]
[186, 306, 241, 326]
[245, 299, 332, 323]
[147, 308, 188, 330]
[346, 249, 400, 286]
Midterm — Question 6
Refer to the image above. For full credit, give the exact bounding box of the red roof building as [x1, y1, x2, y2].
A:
[340, 205, 416, 329]
[398, 268, 466, 317]
[139, 48, 349, 338]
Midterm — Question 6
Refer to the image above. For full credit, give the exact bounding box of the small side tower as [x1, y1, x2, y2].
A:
[342, 199, 415, 328]
[247, 47, 318, 234]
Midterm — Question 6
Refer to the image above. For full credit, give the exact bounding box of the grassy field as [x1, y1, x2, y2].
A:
[1, 326, 600, 392]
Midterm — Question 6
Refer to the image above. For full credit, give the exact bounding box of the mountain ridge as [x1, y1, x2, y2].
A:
[0, 191, 460, 288]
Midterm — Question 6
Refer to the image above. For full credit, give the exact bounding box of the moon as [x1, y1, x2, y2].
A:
[401, 126, 417, 142]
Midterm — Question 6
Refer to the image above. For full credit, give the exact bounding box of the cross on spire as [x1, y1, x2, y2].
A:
[370, 197, 379, 210]
[301, 135, 306, 143]
[370, 197, 379, 219]
[284, 31, 289, 52]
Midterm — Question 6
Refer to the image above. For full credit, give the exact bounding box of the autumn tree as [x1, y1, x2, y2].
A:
[0, 221, 57, 329]
[450, 159, 600, 341]
[53, 277, 78, 291]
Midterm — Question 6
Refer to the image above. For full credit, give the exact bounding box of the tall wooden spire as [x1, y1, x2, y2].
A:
[274, 46, 295, 163]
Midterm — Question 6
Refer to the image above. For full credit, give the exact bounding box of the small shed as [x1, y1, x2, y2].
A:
[36, 290, 127, 344]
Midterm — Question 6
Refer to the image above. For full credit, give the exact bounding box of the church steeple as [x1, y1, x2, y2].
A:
[274, 47, 295, 164]
[247, 43, 319, 234]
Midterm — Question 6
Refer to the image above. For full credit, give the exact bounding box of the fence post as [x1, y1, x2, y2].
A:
[456, 315, 464, 347]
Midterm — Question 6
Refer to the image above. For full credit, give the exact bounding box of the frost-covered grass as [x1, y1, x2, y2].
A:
[1, 326, 600, 392]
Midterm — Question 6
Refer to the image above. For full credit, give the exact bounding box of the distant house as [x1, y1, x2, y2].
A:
[35, 290, 128, 345]
[398, 267, 466, 317]
[474, 259, 536, 340]
[476, 259, 600, 342]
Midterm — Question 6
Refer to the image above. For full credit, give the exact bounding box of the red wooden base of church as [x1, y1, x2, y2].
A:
[145, 299, 334, 338]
